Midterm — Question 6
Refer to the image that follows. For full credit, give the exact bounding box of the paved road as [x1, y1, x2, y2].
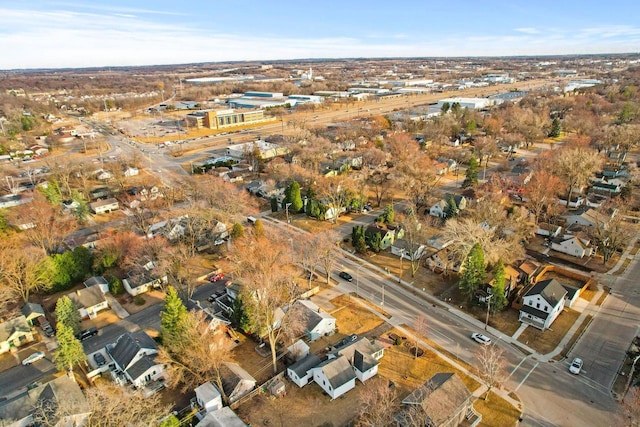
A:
[0, 357, 56, 399]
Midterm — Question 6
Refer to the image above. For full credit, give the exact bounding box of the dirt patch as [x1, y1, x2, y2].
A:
[229, 334, 285, 385]
[79, 310, 121, 330]
[516, 308, 580, 354]
[117, 289, 165, 315]
[474, 391, 522, 427]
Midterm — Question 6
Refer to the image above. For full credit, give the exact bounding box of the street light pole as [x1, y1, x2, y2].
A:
[398, 249, 406, 283]
[485, 294, 493, 331]
[285, 203, 292, 224]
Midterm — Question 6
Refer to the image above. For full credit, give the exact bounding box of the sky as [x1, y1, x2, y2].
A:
[1, 0, 639, 70]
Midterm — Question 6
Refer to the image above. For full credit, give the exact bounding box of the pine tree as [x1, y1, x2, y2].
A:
[444, 195, 459, 219]
[270, 197, 278, 213]
[459, 243, 486, 300]
[283, 180, 303, 213]
[367, 232, 383, 253]
[382, 204, 395, 224]
[55, 296, 81, 335]
[548, 117, 562, 137]
[490, 260, 508, 312]
[53, 322, 86, 380]
[352, 225, 367, 254]
[230, 296, 252, 333]
[160, 286, 188, 346]
[462, 155, 479, 188]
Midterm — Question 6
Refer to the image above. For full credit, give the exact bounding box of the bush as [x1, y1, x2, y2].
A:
[395, 337, 404, 346]
[133, 295, 146, 306]
[107, 276, 125, 295]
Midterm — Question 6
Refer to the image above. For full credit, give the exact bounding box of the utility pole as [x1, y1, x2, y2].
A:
[381, 284, 385, 307]
[285, 203, 292, 224]
[485, 294, 493, 331]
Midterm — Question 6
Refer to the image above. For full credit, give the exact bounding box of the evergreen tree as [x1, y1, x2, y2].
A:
[230, 296, 252, 333]
[548, 117, 562, 137]
[53, 322, 86, 380]
[55, 296, 81, 335]
[490, 260, 508, 312]
[367, 232, 383, 253]
[253, 219, 265, 238]
[352, 225, 367, 254]
[441, 102, 451, 114]
[444, 195, 459, 219]
[462, 155, 479, 188]
[160, 286, 188, 345]
[283, 180, 303, 213]
[459, 243, 486, 300]
[270, 197, 278, 213]
[382, 204, 395, 224]
[230, 223, 245, 239]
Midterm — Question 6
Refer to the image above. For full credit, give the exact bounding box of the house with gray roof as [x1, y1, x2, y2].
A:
[0, 375, 90, 427]
[66, 286, 109, 319]
[84, 276, 110, 294]
[519, 279, 567, 330]
[220, 362, 256, 403]
[287, 354, 322, 388]
[0, 315, 34, 354]
[107, 331, 164, 388]
[399, 373, 477, 427]
[329, 337, 384, 383]
[311, 355, 357, 400]
[296, 299, 336, 341]
[20, 302, 45, 326]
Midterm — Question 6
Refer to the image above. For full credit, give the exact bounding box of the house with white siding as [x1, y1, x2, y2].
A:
[519, 279, 567, 330]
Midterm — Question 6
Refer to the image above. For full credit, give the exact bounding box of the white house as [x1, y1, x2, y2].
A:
[519, 279, 567, 330]
[195, 407, 247, 427]
[194, 382, 223, 413]
[391, 238, 426, 261]
[535, 223, 561, 238]
[557, 195, 585, 208]
[551, 234, 594, 258]
[328, 337, 384, 383]
[123, 271, 163, 296]
[311, 355, 357, 400]
[563, 207, 616, 228]
[67, 287, 109, 319]
[124, 167, 139, 177]
[89, 198, 119, 214]
[296, 300, 336, 341]
[108, 331, 164, 388]
[287, 353, 322, 388]
[429, 194, 467, 218]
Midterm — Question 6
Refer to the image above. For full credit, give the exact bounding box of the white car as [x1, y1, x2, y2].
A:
[22, 351, 45, 365]
[569, 357, 583, 374]
[471, 333, 492, 345]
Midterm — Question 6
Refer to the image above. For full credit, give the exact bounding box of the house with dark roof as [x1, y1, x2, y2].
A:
[123, 271, 163, 296]
[365, 224, 403, 250]
[66, 286, 109, 319]
[295, 299, 336, 341]
[311, 355, 357, 400]
[551, 234, 594, 258]
[107, 331, 164, 388]
[519, 279, 567, 330]
[429, 194, 467, 218]
[220, 362, 256, 403]
[84, 276, 110, 294]
[399, 373, 477, 427]
[287, 353, 323, 388]
[328, 336, 384, 383]
[20, 302, 45, 326]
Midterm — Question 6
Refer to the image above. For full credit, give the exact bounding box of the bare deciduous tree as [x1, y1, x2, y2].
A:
[475, 345, 508, 401]
[0, 239, 51, 303]
[356, 377, 399, 426]
[554, 146, 602, 207]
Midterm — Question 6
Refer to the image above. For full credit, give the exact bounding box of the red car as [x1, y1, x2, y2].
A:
[209, 273, 225, 282]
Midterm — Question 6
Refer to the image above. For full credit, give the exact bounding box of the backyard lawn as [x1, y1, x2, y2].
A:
[517, 308, 580, 354]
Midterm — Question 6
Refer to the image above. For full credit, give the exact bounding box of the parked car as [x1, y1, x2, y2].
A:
[209, 272, 225, 282]
[93, 352, 106, 367]
[41, 322, 55, 337]
[76, 327, 99, 341]
[22, 351, 45, 365]
[471, 332, 492, 345]
[569, 357, 583, 374]
[338, 271, 353, 282]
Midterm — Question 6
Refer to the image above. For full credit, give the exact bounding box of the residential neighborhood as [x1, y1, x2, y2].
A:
[0, 8, 640, 426]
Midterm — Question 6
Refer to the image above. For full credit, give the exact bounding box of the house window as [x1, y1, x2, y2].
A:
[536, 303, 540, 309]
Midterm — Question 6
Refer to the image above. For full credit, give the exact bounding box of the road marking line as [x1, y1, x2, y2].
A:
[515, 361, 539, 392]
[508, 356, 529, 379]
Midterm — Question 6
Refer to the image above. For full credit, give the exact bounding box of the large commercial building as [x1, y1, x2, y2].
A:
[185, 109, 266, 130]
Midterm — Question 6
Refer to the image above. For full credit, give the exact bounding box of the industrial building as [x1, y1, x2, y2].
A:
[185, 109, 266, 130]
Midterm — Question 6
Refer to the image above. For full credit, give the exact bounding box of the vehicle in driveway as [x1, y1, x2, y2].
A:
[209, 272, 225, 282]
[338, 271, 353, 282]
[93, 352, 106, 367]
[569, 357, 583, 374]
[471, 332, 491, 345]
[22, 351, 45, 365]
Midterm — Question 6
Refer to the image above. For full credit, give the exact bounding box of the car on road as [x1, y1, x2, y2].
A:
[22, 351, 45, 365]
[93, 352, 107, 367]
[471, 332, 492, 345]
[209, 272, 225, 282]
[76, 327, 99, 341]
[569, 357, 583, 374]
[338, 271, 353, 282]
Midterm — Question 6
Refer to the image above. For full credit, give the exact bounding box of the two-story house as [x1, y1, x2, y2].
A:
[108, 331, 164, 388]
[518, 279, 567, 330]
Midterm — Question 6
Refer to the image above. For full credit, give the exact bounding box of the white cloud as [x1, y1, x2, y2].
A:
[514, 27, 540, 35]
